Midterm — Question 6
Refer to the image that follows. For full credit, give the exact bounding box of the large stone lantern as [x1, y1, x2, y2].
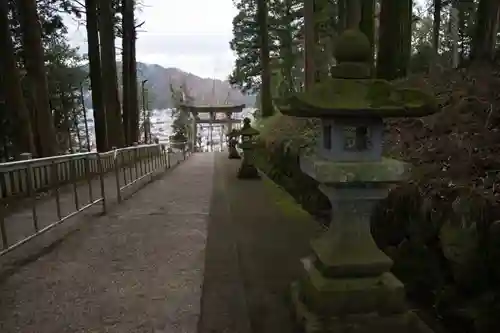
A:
[277, 29, 438, 332]
[227, 129, 241, 159]
[237, 117, 260, 179]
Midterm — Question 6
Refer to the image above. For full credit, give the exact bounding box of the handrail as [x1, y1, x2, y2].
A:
[0, 152, 98, 173]
[0, 143, 190, 257]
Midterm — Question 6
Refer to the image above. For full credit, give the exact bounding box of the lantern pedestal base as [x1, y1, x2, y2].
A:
[228, 147, 241, 159]
[237, 149, 259, 179]
[290, 257, 433, 333]
[237, 162, 260, 179]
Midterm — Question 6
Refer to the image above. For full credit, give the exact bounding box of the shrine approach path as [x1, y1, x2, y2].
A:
[0, 152, 320, 333]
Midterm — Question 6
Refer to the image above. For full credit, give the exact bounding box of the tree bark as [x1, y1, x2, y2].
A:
[398, 0, 412, 77]
[257, 0, 273, 117]
[98, 0, 124, 147]
[85, 0, 108, 151]
[304, 0, 316, 91]
[337, 0, 347, 32]
[360, 0, 376, 66]
[0, 0, 36, 156]
[16, 0, 57, 157]
[376, 0, 401, 79]
[122, 0, 139, 144]
[471, 0, 500, 63]
[129, 22, 139, 144]
[432, 0, 442, 53]
[122, 0, 131, 144]
[346, 0, 361, 29]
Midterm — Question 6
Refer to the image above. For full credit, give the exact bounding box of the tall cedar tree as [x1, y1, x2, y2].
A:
[433, 0, 442, 52]
[304, 0, 316, 90]
[122, 0, 131, 144]
[471, 0, 500, 62]
[129, 25, 139, 143]
[16, 0, 57, 156]
[85, 0, 108, 151]
[257, 0, 273, 117]
[0, 0, 36, 155]
[98, 0, 124, 147]
[122, 0, 139, 144]
[360, 0, 375, 68]
[376, 0, 404, 79]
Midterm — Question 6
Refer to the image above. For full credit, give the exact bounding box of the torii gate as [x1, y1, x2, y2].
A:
[179, 104, 245, 152]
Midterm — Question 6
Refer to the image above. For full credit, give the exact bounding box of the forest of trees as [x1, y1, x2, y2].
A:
[229, 0, 500, 117]
[1, 0, 499, 158]
[0, 0, 143, 160]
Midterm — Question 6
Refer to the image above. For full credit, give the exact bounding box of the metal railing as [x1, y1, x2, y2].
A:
[107, 144, 186, 203]
[0, 144, 188, 257]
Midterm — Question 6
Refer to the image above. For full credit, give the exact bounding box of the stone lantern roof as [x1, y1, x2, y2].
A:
[239, 118, 259, 137]
[278, 29, 438, 119]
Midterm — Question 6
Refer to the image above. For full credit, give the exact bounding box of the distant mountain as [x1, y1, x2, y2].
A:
[83, 62, 256, 109]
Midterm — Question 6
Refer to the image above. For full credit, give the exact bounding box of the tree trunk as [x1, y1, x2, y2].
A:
[0, 0, 36, 156]
[471, 0, 500, 63]
[257, 0, 273, 117]
[129, 23, 140, 144]
[346, 0, 361, 29]
[337, 0, 347, 32]
[450, 3, 459, 68]
[122, 0, 131, 144]
[98, 0, 124, 147]
[16, 0, 57, 157]
[122, 0, 139, 145]
[433, 0, 442, 53]
[360, 0, 375, 67]
[85, 0, 108, 151]
[398, 0, 412, 77]
[304, 0, 316, 91]
[376, 0, 401, 79]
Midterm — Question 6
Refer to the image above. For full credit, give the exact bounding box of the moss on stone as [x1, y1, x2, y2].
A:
[301, 155, 409, 184]
[262, 175, 312, 220]
[277, 77, 438, 118]
[334, 29, 371, 63]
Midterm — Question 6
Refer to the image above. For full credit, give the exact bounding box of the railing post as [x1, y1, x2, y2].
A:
[97, 153, 107, 214]
[133, 142, 139, 180]
[50, 160, 62, 220]
[0, 199, 8, 250]
[161, 144, 167, 169]
[21, 153, 39, 232]
[113, 147, 122, 203]
[139, 146, 144, 176]
[70, 157, 79, 210]
[84, 156, 93, 202]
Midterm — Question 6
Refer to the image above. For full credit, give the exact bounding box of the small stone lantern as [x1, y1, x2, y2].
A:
[237, 117, 260, 179]
[227, 129, 241, 159]
[278, 29, 438, 332]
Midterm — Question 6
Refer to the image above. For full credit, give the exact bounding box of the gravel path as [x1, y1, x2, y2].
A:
[0, 153, 212, 333]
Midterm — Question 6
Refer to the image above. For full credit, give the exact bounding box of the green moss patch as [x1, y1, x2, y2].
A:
[261, 175, 312, 221]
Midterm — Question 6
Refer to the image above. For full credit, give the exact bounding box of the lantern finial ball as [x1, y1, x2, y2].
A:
[334, 29, 371, 63]
[242, 117, 251, 127]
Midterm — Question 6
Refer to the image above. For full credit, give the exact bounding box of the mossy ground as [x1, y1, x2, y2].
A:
[210, 154, 321, 333]
[261, 176, 313, 221]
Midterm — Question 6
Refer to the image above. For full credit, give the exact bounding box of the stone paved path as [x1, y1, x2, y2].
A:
[0, 153, 210, 333]
[200, 153, 321, 333]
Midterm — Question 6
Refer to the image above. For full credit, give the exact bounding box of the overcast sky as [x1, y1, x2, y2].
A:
[64, 0, 237, 80]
